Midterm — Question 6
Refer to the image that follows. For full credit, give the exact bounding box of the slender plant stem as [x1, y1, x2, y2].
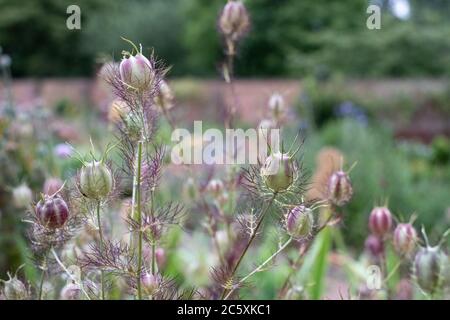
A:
[96, 200, 105, 300]
[220, 193, 276, 299]
[38, 250, 48, 300]
[224, 237, 293, 300]
[150, 190, 157, 275]
[135, 140, 144, 299]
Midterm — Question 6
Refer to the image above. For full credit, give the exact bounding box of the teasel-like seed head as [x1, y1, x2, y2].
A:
[35, 194, 70, 230]
[119, 40, 155, 92]
[154, 80, 174, 111]
[219, 0, 250, 42]
[413, 245, 445, 294]
[327, 170, 353, 206]
[285, 205, 314, 239]
[79, 161, 113, 200]
[368, 207, 393, 236]
[60, 281, 81, 300]
[43, 177, 63, 196]
[1, 273, 28, 300]
[141, 272, 161, 296]
[364, 234, 384, 258]
[393, 223, 417, 256]
[261, 152, 294, 192]
[12, 183, 32, 208]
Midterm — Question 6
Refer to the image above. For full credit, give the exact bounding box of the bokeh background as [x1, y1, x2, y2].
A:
[0, 0, 449, 298]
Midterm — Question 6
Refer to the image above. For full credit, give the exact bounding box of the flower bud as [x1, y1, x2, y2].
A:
[120, 52, 154, 91]
[12, 183, 32, 208]
[219, 0, 250, 41]
[2, 274, 27, 300]
[413, 246, 444, 294]
[261, 152, 294, 192]
[364, 234, 384, 257]
[327, 171, 353, 206]
[393, 223, 417, 256]
[154, 80, 174, 111]
[268, 93, 286, 120]
[368, 207, 393, 236]
[60, 282, 81, 300]
[286, 205, 314, 239]
[141, 273, 160, 296]
[43, 177, 63, 196]
[36, 194, 69, 229]
[79, 161, 113, 200]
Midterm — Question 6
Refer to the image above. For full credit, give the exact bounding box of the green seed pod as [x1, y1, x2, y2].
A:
[413, 246, 445, 294]
[261, 152, 294, 192]
[79, 161, 113, 200]
[2, 274, 28, 300]
[286, 205, 314, 239]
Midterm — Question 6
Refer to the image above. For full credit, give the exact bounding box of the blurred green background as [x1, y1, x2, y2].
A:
[0, 0, 449, 78]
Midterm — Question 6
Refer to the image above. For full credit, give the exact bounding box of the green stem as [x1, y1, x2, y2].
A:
[96, 200, 106, 300]
[135, 140, 144, 300]
[220, 193, 276, 299]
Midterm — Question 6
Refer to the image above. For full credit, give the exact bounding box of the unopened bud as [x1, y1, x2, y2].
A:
[393, 223, 417, 256]
[219, 0, 250, 41]
[368, 207, 393, 236]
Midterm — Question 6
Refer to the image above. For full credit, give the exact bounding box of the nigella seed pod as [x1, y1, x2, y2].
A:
[268, 93, 286, 120]
[154, 80, 174, 111]
[79, 161, 113, 200]
[60, 282, 81, 300]
[327, 171, 353, 206]
[261, 152, 294, 192]
[43, 177, 63, 196]
[368, 207, 393, 236]
[12, 183, 32, 208]
[141, 273, 160, 296]
[393, 223, 417, 256]
[413, 246, 444, 294]
[119, 52, 154, 91]
[2, 274, 27, 300]
[286, 205, 314, 239]
[36, 194, 69, 229]
[219, 0, 250, 41]
[364, 234, 384, 257]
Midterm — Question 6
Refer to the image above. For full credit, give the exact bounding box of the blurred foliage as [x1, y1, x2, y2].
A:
[1, 0, 450, 77]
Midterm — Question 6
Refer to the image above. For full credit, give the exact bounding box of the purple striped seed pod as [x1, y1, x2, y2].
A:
[393, 223, 417, 256]
[413, 246, 444, 294]
[364, 234, 384, 257]
[286, 205, 313, 239]
[327, 171, 353, 206]
[36, 195, 69, 229]
[119, 53, 154, 91]
[262, 152, 294, 192]
[368, 207, 393, 236]
[219, 0, 250, 41]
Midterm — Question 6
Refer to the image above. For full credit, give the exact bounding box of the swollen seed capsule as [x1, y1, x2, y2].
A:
[219, 0, 250, 41]
[79, 161, 113, 200]
[261, 152, 294, 192]
[286, 205, 314, 239]
[141, 273, 160, 296]
[2, 274, 27, 300]
[368, 207, 393, 236]
[327, 171, 353, 206]
[413, 246, 444, 294]
[364, 234, 384, 258]
[60, 282, 81, 300]
[36, 194, 69, 229]
[12, 183, 32, 208]
[393, 223, 417, 256]
[119, 53, 154, 91]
